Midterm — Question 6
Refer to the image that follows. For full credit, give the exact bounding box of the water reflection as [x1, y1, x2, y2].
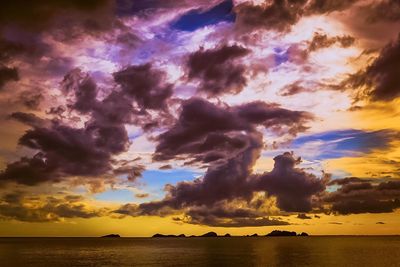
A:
[0, 237, 399, 267]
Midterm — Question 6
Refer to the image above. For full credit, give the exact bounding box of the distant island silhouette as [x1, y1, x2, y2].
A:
[266, 230, 309, 236]
[152, 232, 218, 238]
[152, 231, 309, 238]
[101, 234, 121, 238]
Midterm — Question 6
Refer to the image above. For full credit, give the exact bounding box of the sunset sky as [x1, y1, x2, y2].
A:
[0, 0, 399, 237]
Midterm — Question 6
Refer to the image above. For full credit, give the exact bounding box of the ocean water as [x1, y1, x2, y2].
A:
[1, 236, 399, 267]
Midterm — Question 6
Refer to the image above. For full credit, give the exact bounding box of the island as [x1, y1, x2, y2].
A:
[298, 232, 309, 236]
[101, 234, 121, 238]
[266, 230, 309, 236]
[152, 232, 219, 238]
[200, 231, 218, 237]
[152, 233, 186, 238]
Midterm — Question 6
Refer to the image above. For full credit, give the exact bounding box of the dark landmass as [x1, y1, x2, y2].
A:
[151, 231, 309, 238]
[201, 232, 218, 237]
[298, 232, 309, 236]
[266, 230, 309, 236]
[152, 232, 218, 238]
[101, 234, 120, 238]
[152, 233, 186, 238]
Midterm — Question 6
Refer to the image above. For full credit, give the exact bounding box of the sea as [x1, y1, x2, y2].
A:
[0, 236, 399, 267]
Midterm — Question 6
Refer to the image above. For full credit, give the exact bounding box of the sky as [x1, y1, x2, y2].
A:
[0, 0, 399, 237]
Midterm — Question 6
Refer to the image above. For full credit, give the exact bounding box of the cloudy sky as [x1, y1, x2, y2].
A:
[0, 0, 399, 236]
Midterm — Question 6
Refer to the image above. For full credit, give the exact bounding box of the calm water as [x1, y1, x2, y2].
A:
[1, 236, 399, 267]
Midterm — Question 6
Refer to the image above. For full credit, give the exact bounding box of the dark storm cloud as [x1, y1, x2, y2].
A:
[255, 152, 328, 212]
[0, 121, 127, 186]
[235, 0, 307, 32]
[116, 197, 291, 227]
[361, 0, 400, 23]
[308, 33, 355, 52]
[130, 96, 315, 221]
[324, 179, 400, 214]
[154, 97, 313, 163]
[0, 62, 178, 186]
[187, 45, 250, 96]
[17, 91, 44, 110]
[328, 177, 372, 186]
[350, 34, 400, 101]
[174, 199, 291, 227]
[0, 70, 140, 186]
[0, 66, 19, 89]
[0, 191, 107, 222]
[0, 27, 53, 63]
[0, 0, 114, 33]
[113, 63, 173, 110]
[145, 132, 264, 212]
[117, 149, 327, 224]
[9, 112, 47, 128]
[306, 0, 357, 14]
[235, 0, 357, 32]
[185, 215, 290, 227]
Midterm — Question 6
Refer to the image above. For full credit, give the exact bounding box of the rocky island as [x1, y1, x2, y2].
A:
[266, 230, 309, 236]
[101, 234, 121, 238]
[152, 233, 186, 238]
[152, 232, 219, 238]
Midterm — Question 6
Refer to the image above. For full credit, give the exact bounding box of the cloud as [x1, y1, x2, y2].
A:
[154, 97, 313, 163]
[187, 45, 250, 96]
[17, 91, 44, 110]
[0, 70, 140, 186]
[113, 63, 173, 110]
[324, 178, 400, 214]
[135, 193, 149, 198]
[350, 34, 400, 101]
[183, 214, 290, 227]
[116, 95, 315, 224]
[0, 191, 107, 222]
[308, 32, 355, 52]
[306, 0, 357, 15]
[255, 152, 328, 212]
[360, 0, 400, 23]
[0, 0, 114, 33]
[297, 213, 312, 219]
[117, 94, 314, 223]
[126, 150, 327, 220]
[235, 0, 357, 32]
[0, 66, 19, 90]
[235, 0, 307, 32]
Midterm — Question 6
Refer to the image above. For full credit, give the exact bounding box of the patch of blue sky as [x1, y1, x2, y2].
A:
[128, 130, 142, 140]
[171, 0, 235, 32]
[95, 188, 135, 203]
[141, 169, 203, 189]
[273, 47, 290, 66]
[138, 168, 204, 200]
[290, 129, 393, 160]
